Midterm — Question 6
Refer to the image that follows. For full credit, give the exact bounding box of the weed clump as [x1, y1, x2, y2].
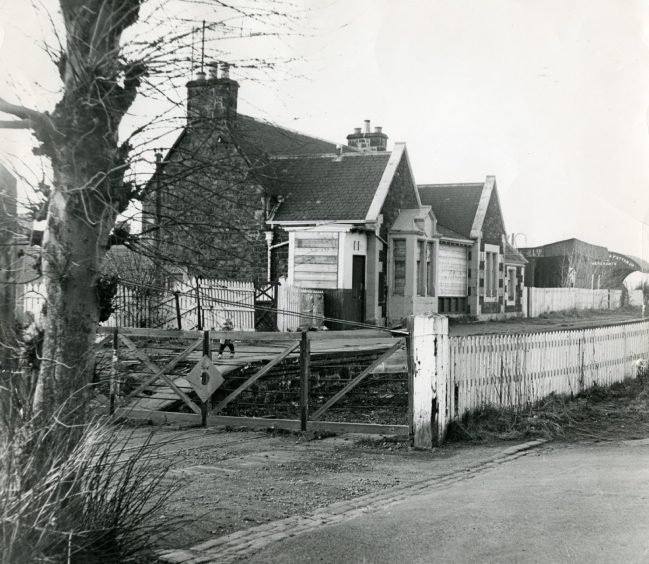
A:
[0, 383, 181, 563]
[446, 377, 649, 443]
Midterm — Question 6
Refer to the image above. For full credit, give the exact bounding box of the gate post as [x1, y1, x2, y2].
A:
[299, 331, 310, 432]
[201, 330, 210, 427]
[407, 314, 450, 449]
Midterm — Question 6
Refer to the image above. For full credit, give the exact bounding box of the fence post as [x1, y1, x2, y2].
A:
[201, 330, 210, 427]
[109, 326, 119, 415]
[299, 331, 310, 432]
[407, 314, 450, 449]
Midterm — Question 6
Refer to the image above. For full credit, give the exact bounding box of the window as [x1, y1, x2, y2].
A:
[417, 241, 425, 296]
[507, 267, 516, 303]
[393, 240, 406, 295]
[485, 247, 499, 300]
[426, 242, 435, 296]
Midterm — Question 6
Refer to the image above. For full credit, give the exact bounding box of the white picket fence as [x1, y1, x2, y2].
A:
[276, 280, 324, 331]
[106, 278, 255, 330]
[18, 277, 323, 332]
[449, 320, 649, 419]
[527, 288, 624, 317]
[174, 278, 255, 331]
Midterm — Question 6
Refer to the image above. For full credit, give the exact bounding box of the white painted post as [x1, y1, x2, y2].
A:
[407, 313, 450, 449]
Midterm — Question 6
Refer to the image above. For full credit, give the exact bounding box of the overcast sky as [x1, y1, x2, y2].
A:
[1, 0, 648, 260]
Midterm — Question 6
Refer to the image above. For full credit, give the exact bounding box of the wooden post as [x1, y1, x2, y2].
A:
[109, 326, 119, 415]
[407, 314, 449, 449]
[299, 330, 310, 432]
[201, 329, 210, 426]
[196, 277, 203, 331]
[174, 291, 182, 330]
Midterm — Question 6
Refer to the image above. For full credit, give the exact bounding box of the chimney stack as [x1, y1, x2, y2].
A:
[346, 120, 388, 152]
[186, 61, 239, 127]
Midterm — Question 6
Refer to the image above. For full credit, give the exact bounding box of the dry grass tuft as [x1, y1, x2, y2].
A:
[446, 377, 649, 443]
[0, 379, 183, 564]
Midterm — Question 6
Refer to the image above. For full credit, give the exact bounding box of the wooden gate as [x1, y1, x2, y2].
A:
[254, 282, 278, 331]
[100, 326, 409, 435]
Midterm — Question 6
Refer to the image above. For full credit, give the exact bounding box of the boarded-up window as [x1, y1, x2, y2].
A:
[294, 233, 339, 289]
[439, 244, 467, 297]
[393, 239, 406, 296]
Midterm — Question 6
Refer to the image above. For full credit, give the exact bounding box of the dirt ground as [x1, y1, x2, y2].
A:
[449, 307, 644, 336]
[127, 371, 649, 554]
[120, 426, 512, 551]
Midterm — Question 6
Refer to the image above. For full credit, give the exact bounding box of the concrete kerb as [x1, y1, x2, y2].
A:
[157, 438, 548, 564]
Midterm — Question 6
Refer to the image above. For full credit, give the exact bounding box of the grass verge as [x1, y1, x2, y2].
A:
[446, 376, 649, 443]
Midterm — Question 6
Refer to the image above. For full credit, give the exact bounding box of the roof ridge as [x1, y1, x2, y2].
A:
[238, 114, 358, 153]
[418, 182, 484, 188]
[269, 151, 392, 161]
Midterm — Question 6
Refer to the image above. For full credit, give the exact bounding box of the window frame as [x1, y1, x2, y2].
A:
[484, 244, 500, 302]
[392, 239, 406, 296]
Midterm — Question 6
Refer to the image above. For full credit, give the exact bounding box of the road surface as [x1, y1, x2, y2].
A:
[247, 440, 649, 564]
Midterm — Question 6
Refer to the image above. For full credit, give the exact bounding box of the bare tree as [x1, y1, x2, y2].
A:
[0, 0, 294, 427]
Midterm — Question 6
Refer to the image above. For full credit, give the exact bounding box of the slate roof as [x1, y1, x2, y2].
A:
[264, 152, 392, 222]
[417, 183, 484, 239]
[437, 223, 471, 241]
[504, 241, 527, 265]
[232, 115, 354, 161]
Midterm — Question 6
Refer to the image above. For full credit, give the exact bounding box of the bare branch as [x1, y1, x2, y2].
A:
[0, 120, 34, 130]
[0, 97, 45, 123]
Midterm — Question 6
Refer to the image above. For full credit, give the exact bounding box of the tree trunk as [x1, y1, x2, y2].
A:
[32, 181, 114, 427]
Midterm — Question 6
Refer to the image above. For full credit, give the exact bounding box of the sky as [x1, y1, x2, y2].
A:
[1, 0, 648, 260]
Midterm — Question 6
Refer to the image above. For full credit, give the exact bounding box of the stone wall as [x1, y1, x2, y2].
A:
[153, 128, 268, 283]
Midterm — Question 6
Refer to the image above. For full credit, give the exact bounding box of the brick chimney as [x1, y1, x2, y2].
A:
[186, 61, 239, 128]
[346, 120, 388, 152]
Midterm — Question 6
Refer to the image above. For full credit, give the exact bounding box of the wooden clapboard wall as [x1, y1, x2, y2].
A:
[294, 232, 339, 289]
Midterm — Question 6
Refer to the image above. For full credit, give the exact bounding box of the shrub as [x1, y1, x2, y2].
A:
[0, 409, 181, 563]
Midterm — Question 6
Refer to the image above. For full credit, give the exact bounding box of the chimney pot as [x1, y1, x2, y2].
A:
[208, 62, 219, 80]
[374, 126, 382, 134]
[195, 71, 206, 81]
[353, 127, 361, 134]
[364, 120, 370, 133]
[220, 62, 230, 79]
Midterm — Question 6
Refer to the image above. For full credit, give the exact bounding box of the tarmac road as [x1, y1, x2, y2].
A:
[247, 440, 649, 564]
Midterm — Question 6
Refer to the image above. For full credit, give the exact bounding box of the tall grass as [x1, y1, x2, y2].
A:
[0, 372, 182, 563]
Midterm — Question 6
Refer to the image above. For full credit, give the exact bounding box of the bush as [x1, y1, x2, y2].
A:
[0, 409, 182, 563]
